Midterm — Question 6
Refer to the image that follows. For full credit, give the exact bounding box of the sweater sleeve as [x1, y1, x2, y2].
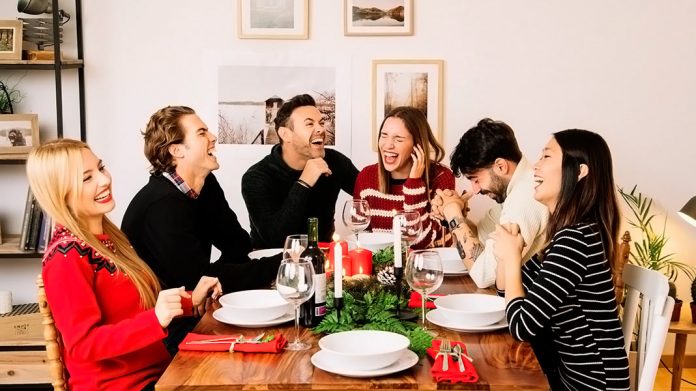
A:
[404, 165, 455, 249]
[43, 249, 166, 362]
[242, 168, 312, 248]
[505, 228, 589, 341]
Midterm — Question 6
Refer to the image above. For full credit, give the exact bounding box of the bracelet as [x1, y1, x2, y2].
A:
[297, 179, 312, 189]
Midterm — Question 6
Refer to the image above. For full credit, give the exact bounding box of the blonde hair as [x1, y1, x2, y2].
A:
[27, 139, 160, 308]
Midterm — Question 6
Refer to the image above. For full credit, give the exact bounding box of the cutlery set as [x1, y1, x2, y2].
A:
[436, 339, 473, 373]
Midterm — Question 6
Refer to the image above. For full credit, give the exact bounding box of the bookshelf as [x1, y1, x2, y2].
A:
[0, 0, 85, 257]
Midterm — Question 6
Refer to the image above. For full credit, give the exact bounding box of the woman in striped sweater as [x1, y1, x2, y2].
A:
[492, 129, 629, 390]
[354, 106, 455, 249]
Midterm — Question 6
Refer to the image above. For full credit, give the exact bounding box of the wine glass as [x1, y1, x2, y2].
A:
[405, 250, 443, 334]
[276, 258, 315, 350]
[283, 234, 308, 262]
[342, 199, 371, 240]
[396, 210, 422, 250]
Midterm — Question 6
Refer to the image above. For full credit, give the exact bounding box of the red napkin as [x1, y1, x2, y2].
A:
[178, 333, 287, 353]
[408, 292, 444, 309]
[426, 339, 479, 383]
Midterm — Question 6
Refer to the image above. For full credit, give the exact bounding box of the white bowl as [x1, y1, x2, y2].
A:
[218, 289, 291, 322]
[429, 247, 466, 273]
[434, 293, 506, 327]
[356, 232, 393, 252]
[248, 248, 282, 259]
[318, 330, 410, 371]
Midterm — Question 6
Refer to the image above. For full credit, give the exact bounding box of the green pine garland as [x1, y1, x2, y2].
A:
[314, 274, 433, 357]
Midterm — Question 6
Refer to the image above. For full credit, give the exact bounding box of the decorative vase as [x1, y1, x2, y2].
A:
[672, 299, 683, 322]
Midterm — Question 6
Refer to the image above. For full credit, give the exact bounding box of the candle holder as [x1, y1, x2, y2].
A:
[335, 296, 344, 320]
[394, 243, 417, 321]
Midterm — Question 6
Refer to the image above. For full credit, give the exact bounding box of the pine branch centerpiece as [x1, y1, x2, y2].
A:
[314, 246, 433, 356]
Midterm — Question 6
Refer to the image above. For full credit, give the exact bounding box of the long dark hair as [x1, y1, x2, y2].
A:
[546, 129, 620, 271]
[376, 106, 445, 198]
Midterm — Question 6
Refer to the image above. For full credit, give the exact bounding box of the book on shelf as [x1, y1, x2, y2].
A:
[18, 188, 35, 251]
[26, 206, 43, 251]
[37, 214, 52, 253]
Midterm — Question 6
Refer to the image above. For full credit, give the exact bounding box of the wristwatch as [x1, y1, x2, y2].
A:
[448, 216, 465, 231]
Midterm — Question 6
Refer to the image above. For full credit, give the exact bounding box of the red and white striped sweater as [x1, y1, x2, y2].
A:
[353, 163, 455, 249]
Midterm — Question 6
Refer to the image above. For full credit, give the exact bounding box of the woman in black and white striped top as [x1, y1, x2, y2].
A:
[492, 129, 630, 391]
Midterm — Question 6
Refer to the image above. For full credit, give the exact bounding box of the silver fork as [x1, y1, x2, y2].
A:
[437, 339, 451, 371]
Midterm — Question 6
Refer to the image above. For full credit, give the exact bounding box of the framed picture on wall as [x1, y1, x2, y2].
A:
[372, 59, 443, 149]
[0, 114, 39, 156]
[344, 0, 413, 36]
[0, 20, 23, 61]
[238, 0, 309, 40]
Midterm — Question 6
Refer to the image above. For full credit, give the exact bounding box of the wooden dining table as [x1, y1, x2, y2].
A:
[156, 275, 549, 390]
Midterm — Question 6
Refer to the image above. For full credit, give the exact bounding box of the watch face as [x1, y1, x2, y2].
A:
[448, 218, 458, 230]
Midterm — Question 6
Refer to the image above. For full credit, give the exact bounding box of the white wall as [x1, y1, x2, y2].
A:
[2, 0, 696, 353]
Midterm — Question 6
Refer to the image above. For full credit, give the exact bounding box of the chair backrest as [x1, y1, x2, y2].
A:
[614, 231, 632, 304]
[621, 263, 673, 391]
[36, 274, 68, 391]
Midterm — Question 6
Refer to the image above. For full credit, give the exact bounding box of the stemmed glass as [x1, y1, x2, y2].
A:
[283, 234, 307, 262]
[342, 199, 371, 240]
[276, 258, 315, 350]
[405, 250, 444, 334]
[396, 210, 422, 251]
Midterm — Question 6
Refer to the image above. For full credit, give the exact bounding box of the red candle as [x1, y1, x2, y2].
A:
[341, 254, 353, 277]
[349, 247, 373, 276]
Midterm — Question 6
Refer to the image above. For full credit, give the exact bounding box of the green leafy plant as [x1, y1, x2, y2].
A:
[372, 245, 395, 268]
[619, 185, 695, 282]
[314, 276, 433, 357]
[0, 79, 23, 114]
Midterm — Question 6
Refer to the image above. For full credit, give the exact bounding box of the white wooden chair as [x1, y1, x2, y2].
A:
[621, 263, 674, 391]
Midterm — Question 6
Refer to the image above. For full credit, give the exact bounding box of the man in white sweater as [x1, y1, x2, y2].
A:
[432, 118, 548, 288]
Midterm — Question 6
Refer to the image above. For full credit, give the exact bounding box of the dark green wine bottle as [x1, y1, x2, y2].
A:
[300, 217, 326, 327]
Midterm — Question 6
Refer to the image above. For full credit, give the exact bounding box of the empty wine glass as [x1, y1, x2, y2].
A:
[284, 234, 308, 262]
[395, 210, 422, 249]
[342, 199, 371, 239]
[405, 250, 443, 334]
[276, 258, 315, 350]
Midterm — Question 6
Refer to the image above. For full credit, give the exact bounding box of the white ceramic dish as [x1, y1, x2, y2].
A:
[434, 293, 505, 327]
[427, 309, 508, 333]
[318, 330, 410, 371]
[248, 248, 282, 259]
[212, 307, 293, 328]
[356, 232, 393, 252]
[311, 349, 418, 378]
[429, 247, 466, 271]
[218, 289, 291, 322]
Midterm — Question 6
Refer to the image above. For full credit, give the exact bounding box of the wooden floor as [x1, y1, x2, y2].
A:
[656, 367, 696, 390]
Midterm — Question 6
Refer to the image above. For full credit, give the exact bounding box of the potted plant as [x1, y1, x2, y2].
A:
[0, 80, 22, 114]
[668, 281, 682, 321]
[619, 185, 695, 321]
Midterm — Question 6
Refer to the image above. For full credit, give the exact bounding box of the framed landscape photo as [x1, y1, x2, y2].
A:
[372, 59, 443, 149]
[0, 20, 23, 61]
[238, 0, 309, 40]
[0, 114, 39, 156]
[344, 0, 412, 36]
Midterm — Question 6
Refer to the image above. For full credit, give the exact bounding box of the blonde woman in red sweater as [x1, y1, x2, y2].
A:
[354, 106, 455, 249]
[27, 139, 221, 390]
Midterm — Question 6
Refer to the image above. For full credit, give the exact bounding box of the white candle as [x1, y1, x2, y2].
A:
[393, 214, 402, 268]
[334, 241, 343, 298]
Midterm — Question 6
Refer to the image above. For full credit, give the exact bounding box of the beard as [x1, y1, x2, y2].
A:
[480, 171, 508, 204]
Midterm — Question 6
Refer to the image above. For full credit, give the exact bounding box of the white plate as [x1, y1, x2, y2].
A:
[248, 248, 282, 259]
[427, 309, 508, 332]
[212, 307, 294, 328]
[311, 349, 418, 378]
[444, 268, 469, 276]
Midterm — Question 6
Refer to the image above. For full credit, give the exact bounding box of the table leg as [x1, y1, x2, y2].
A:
[672, 333, 687, 391]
